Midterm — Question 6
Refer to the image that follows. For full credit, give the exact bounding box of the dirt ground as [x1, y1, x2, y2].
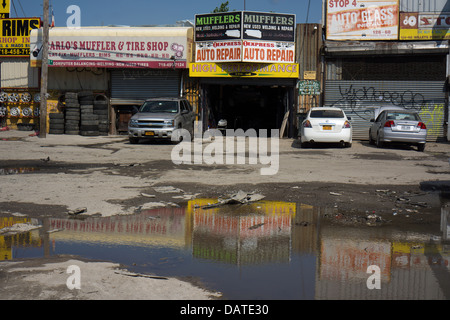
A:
[1, 129, 450, 300]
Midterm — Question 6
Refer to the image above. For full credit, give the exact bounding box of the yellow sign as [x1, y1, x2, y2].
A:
[400, 28, 450, 40]
[0, 18, 41, 57]
[0, 0, 10, 19]
[303, 71, 316, 80]
[190, 62, 299, 78]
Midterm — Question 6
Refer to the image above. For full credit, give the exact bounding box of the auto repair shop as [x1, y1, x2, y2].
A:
[190, 11, 299, 136]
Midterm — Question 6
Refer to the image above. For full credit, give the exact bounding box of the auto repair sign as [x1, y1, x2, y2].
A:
[326, 0, 399, 40]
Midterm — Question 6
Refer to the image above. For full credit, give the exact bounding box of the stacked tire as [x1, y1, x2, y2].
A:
[49, 113, 65, 134]
[78, 91, 99, 136]
[64, 92, 80, 135]
[93, 95, 109, 135]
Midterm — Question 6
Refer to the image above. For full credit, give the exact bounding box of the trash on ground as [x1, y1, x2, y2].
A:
[249, 223, 265, 230]
[141, 193, 156, 198]
[114, 269, 168, 280]
[154, 186, 184, 194]
[141, 202, 167, 210]
[68, 207, 87, 215]
[172, 193, 200, 200]
[201, 190, 265, 209]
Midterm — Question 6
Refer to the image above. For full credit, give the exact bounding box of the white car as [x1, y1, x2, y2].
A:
[300, 107, 352, 148]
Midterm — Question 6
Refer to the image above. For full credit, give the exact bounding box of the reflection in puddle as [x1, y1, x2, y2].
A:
[0, 167, 40, 175]
[1, 199, 450, 300]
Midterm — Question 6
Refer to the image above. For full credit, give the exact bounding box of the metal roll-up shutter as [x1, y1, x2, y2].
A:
[111, 69, 181, 104]
[324, 80, 446, 141]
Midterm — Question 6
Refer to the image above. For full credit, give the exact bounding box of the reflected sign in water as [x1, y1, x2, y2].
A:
[1, 199, 449, 300]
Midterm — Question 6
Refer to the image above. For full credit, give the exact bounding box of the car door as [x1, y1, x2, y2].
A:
[373, 111, 386, 138]
[179, 100, 192, 133]
[184, 100, 196, 131]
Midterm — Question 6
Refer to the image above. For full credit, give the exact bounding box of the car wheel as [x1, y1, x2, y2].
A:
[129, 137, 139, 144]
[417, 143, 425, 152]
[376, 133, 384, 148]
[369, 130, 375, 145]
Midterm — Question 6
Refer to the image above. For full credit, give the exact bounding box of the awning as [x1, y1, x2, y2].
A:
[30, 26, 193, 69]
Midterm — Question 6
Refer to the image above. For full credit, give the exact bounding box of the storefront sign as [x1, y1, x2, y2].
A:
[303, 71, 316, 80]
[326, 0, 399, 40]
[189, 62, 299, 78]
[196, 40, 295, 63]
[0, 0, 10, 18]
[400, 12, 450, 40]
[243, 11, 295, 42]
[195, 11, 242, 41]
[195, 11, 296, 42]
[195, 41, 242, 63]
[30, 28, 192, 69]
[0, 18, 40, 56]
[298, 80, 320, 95]
[242, 40, 295, 63]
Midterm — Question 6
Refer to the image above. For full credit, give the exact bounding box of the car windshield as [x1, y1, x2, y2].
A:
[140, 101, 178, 113]
[310, 110, 344, 118]
[386, 112, 420, 121]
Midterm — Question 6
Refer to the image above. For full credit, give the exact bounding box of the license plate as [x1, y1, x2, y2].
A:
[322, 125, 332, 130]
[401, 126, 412, 131]
[145, 131, 155, 136]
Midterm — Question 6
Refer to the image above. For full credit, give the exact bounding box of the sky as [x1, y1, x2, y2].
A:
[11, 0, 323, 27]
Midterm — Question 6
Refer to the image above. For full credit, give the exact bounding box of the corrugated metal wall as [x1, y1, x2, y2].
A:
[324, 80, 446, 141]
[48, 68, 108, 91]
[400, 0, 450, 12]
[111, 69, 181, 103]
[296, 23, 323, 113]
[0, 58, 39, 88]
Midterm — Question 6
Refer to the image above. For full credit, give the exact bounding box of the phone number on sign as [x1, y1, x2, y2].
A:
[0, 48, 29, 56]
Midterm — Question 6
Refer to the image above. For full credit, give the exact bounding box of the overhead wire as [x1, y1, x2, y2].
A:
[16, 0, 26, 17]
[10, 0, 18, 17]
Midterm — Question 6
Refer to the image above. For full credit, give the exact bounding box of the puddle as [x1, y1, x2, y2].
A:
[1, 199, 450, 300]
[0, 137, 26, 142]
[0, 167, 40, 175]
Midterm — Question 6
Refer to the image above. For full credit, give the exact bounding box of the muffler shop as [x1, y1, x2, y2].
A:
[191, 11, 299, 136]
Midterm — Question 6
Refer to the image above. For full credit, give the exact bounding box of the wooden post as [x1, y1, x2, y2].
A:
[39, 0, 49, 138]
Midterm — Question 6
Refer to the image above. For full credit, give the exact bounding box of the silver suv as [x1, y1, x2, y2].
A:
[128, 97, 196, 144]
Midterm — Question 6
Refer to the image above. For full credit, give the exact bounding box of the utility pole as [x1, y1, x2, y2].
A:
[39, 0, 49, 138]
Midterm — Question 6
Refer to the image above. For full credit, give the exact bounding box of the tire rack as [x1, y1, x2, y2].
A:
[0, 90, 40, 130]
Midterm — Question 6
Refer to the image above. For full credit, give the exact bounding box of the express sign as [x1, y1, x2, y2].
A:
[195, 40, 295, 64]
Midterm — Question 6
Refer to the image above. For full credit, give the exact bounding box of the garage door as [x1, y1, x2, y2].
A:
[324, 80, 446, 141]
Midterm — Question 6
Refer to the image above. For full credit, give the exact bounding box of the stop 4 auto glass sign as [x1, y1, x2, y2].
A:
[326, 0, 399, 40]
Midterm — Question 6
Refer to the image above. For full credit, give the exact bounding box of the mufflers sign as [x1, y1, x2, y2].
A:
[195, 11, 295, 42]
[194, 11, 296, 64]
